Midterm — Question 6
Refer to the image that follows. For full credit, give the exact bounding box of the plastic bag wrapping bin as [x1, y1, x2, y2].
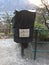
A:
[12, 10, 36, 44]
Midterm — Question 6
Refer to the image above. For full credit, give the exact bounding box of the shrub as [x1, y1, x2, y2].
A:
[34, 21, 49, 41]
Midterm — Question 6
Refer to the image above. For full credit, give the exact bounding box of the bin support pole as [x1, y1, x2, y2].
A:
[21, 43, 24, 56]
[34, 29, 38, 60]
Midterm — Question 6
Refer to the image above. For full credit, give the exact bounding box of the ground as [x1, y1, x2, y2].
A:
[0, 39, 49, 65]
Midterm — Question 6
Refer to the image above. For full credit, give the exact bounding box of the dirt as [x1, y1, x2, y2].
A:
[0, 39, 49, 65]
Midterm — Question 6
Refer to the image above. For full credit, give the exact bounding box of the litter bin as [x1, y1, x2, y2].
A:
[12, 10, 36, 56]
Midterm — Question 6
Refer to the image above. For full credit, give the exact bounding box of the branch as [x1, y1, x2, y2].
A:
[41, 0, 49, 15]
[42, 13, 49, 29]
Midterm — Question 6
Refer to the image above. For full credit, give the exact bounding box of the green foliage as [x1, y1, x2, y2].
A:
[36, 13, 44, 23]
[34, 21, 47, 29]
[34, 21, 49, 41]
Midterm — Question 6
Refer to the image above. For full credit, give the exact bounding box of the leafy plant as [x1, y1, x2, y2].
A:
[34, 21, 49, 41]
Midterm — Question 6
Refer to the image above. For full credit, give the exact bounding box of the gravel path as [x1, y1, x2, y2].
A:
[0, 39, 49, 65]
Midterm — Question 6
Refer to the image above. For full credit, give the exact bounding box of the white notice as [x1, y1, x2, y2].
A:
[19, 29, 30, 37]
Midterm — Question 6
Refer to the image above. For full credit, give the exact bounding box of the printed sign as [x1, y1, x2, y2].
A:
[19, 29, 30, 37]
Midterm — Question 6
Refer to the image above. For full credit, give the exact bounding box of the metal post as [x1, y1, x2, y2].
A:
[34, 28, 38, 60]
[21, 43, 24, 56]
